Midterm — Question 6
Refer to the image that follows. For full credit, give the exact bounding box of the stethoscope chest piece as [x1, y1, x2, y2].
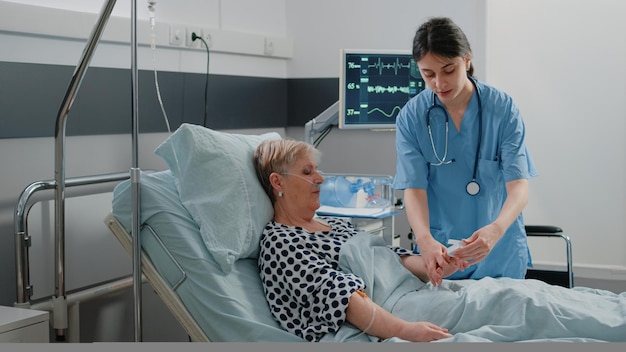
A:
[466, 180, 480, 196]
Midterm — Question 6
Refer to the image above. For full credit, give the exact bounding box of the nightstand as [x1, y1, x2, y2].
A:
[0, 306, 49, 343]
[351, 214, 399, 246]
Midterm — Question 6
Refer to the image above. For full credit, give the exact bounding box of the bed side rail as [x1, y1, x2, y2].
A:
[141, 224, 188, 291]
[13, 172, 131, 305]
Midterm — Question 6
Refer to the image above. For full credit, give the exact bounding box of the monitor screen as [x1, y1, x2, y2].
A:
[338, 49, 425, 130]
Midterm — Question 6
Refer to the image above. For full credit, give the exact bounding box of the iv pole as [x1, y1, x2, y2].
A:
[52, 0, 143, 341]
[53, 0, 119, 341]
[130, 0, 143, 342]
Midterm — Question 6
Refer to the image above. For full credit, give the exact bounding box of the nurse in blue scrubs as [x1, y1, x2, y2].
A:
[393, 17, 538, 285]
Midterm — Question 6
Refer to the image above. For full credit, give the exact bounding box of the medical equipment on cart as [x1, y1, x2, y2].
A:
[320, 175, 392, 208]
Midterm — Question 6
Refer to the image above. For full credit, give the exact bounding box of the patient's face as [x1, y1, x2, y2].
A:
[282, 153, 323, 214]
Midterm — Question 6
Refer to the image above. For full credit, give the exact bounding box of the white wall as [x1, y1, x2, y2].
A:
[485, 0, 626, 277]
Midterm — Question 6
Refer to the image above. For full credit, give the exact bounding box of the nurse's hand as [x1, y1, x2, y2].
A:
[416, 237, 450, 286]
[441, 256, 466, 278]
[402, 252, 462, 284]
[453, 223, 504, 266]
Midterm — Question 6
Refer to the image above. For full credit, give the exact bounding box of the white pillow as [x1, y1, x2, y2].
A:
[155, 123, 281, 274]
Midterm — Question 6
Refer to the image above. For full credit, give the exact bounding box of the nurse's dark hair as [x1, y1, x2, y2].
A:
[413, 17, 474, 77]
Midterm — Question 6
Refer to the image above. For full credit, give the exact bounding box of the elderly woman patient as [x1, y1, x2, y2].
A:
[253, 139, 626, 343]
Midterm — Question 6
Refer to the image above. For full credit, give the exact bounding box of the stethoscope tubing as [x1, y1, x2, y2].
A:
[426, 76, 482, 195]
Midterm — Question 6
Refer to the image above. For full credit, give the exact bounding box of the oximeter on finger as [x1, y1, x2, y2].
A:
[447, 239, 466, 256]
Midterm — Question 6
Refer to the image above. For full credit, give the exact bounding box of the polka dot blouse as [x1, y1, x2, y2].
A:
[258, 216, 413, 342]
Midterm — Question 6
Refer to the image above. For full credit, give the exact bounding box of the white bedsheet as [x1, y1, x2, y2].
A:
[323, 232, 626, 343]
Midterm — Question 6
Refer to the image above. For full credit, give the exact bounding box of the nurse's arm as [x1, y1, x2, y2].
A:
[404, 188, 447, 285]
[404, 188, 431, 244]
[456, 178, 529, 263]
[494, 178, 529, 234]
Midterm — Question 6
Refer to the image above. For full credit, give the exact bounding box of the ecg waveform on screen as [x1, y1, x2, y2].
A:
[367, 85, 410, 94]
[367, 57, 411, 75]
[347, 106, 403, 119]
[368, 106, 403, 118]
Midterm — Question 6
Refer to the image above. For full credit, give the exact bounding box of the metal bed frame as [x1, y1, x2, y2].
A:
[104, 214, 209, 342]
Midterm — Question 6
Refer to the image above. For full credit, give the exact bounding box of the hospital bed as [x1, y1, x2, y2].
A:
[105, 124, 624, 343]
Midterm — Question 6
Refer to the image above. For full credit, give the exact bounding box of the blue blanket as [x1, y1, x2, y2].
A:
[322, 232, 626, 342]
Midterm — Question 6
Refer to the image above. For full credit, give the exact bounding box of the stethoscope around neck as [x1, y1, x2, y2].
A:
[426, 77, 482, 196]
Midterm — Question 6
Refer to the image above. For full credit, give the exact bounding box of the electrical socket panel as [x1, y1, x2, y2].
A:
[200, 28, 215, 49]
[264, 38, 275, 56]
[169, 25, 185, 46]
[186, 26, 202, 48]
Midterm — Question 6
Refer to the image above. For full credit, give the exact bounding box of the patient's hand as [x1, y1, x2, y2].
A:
[440, 256, 468, 277]
[397, 321, 452, 342]
[413, 237, 449, 286]
[401, 254, 461, 284]
[401, 255, 458, 286]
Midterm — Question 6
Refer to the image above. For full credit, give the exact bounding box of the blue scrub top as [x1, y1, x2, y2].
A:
[393, 79, 538, 279]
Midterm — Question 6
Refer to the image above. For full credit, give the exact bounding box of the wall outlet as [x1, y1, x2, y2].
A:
[169, 25, 184, 46]
[200, 28, 215, 49]
[264, 37, 274, 56]
[186, 26, 202, 48]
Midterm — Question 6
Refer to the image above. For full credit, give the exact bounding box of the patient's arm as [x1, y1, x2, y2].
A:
[401, 254, 460, 282]
[346, 290, 452, 342]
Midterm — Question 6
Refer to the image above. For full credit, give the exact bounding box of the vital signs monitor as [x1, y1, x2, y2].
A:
[338, 49, 425, 130]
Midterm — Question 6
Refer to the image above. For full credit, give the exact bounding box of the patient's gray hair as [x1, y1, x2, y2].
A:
[253, 139, 320, 204]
